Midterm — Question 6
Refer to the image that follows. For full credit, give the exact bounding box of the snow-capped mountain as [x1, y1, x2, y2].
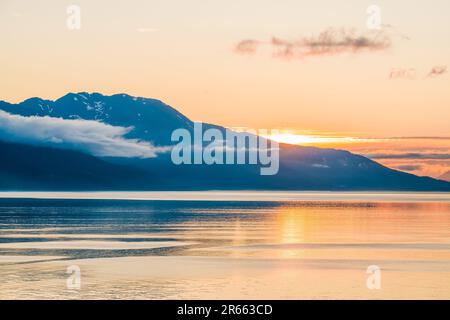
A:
[0, 92, 193, 145]
[1, 92, 449, 191]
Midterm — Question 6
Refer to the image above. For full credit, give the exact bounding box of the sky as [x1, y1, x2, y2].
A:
[1, 0, 449, 178]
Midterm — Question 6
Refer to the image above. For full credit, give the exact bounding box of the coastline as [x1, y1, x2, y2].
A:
[0, 191, 450, 202]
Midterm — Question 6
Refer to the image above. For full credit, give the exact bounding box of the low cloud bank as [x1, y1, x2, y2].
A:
[0, 110, 167, 158]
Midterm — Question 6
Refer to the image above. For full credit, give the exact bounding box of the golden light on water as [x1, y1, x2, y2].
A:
[277, 208, 305, 245]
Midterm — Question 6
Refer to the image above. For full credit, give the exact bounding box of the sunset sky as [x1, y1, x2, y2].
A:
[1, 0, 449, 178]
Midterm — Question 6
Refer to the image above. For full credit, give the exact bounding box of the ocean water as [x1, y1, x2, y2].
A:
[0, 192, 449, 299]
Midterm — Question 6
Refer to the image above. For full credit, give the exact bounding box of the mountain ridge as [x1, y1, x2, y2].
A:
[1, 92, 449, 191]
[439, 171, 450, 182]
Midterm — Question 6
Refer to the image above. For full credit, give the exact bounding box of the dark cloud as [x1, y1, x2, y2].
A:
[393, 165, 422, 171]
[427, 65, 447, 78]
[300, 28, 391, 56]
[235, 28, 391, 59]
[369, 153, 450, 160]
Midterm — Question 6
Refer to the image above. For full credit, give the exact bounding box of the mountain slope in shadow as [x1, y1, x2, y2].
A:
[1, 92, 449, 191]
[0, 140, 155, 191]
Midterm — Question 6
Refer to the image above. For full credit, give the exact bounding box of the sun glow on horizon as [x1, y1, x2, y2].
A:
[259, 132, 450, 180]
[261, 133, 371, 146]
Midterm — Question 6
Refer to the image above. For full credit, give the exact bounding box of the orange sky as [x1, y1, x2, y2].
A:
[260, 132, 450, 178]
[0, 0, 449, 178]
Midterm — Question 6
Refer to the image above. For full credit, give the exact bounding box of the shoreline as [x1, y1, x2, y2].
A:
[0, 191, 450, 202]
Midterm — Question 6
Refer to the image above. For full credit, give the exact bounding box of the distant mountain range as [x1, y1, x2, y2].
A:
[1, 92, 449, 191]
[439, 171, 450, 182]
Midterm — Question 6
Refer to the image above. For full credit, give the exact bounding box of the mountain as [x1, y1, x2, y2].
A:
[1, 92, 450, 191]
[439, 171, 450, 182]
[0, 140, 155, 190]
[0, 93, 192, 145]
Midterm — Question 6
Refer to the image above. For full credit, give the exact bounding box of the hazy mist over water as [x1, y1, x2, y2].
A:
[0, 192, 449, 299]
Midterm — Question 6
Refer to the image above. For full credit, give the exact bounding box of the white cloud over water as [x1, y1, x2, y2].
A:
[0, 110, 166, 158]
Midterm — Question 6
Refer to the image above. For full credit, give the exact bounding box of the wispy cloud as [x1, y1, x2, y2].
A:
[386, 136, 450, 140]
[0, 110, 168, 158]
[389, 68, 416, 80]
[235, 28, 391, 59]
[426, 65, 447, 78]
[381, 24, 410, 41]
[368, 153, 450, 160]
[234, 39, 261, 54]
[390, 66, 448, 80]
[393, 164, 422, 171]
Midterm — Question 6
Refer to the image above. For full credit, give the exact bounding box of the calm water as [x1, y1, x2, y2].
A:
[0, 192, 449, 299]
